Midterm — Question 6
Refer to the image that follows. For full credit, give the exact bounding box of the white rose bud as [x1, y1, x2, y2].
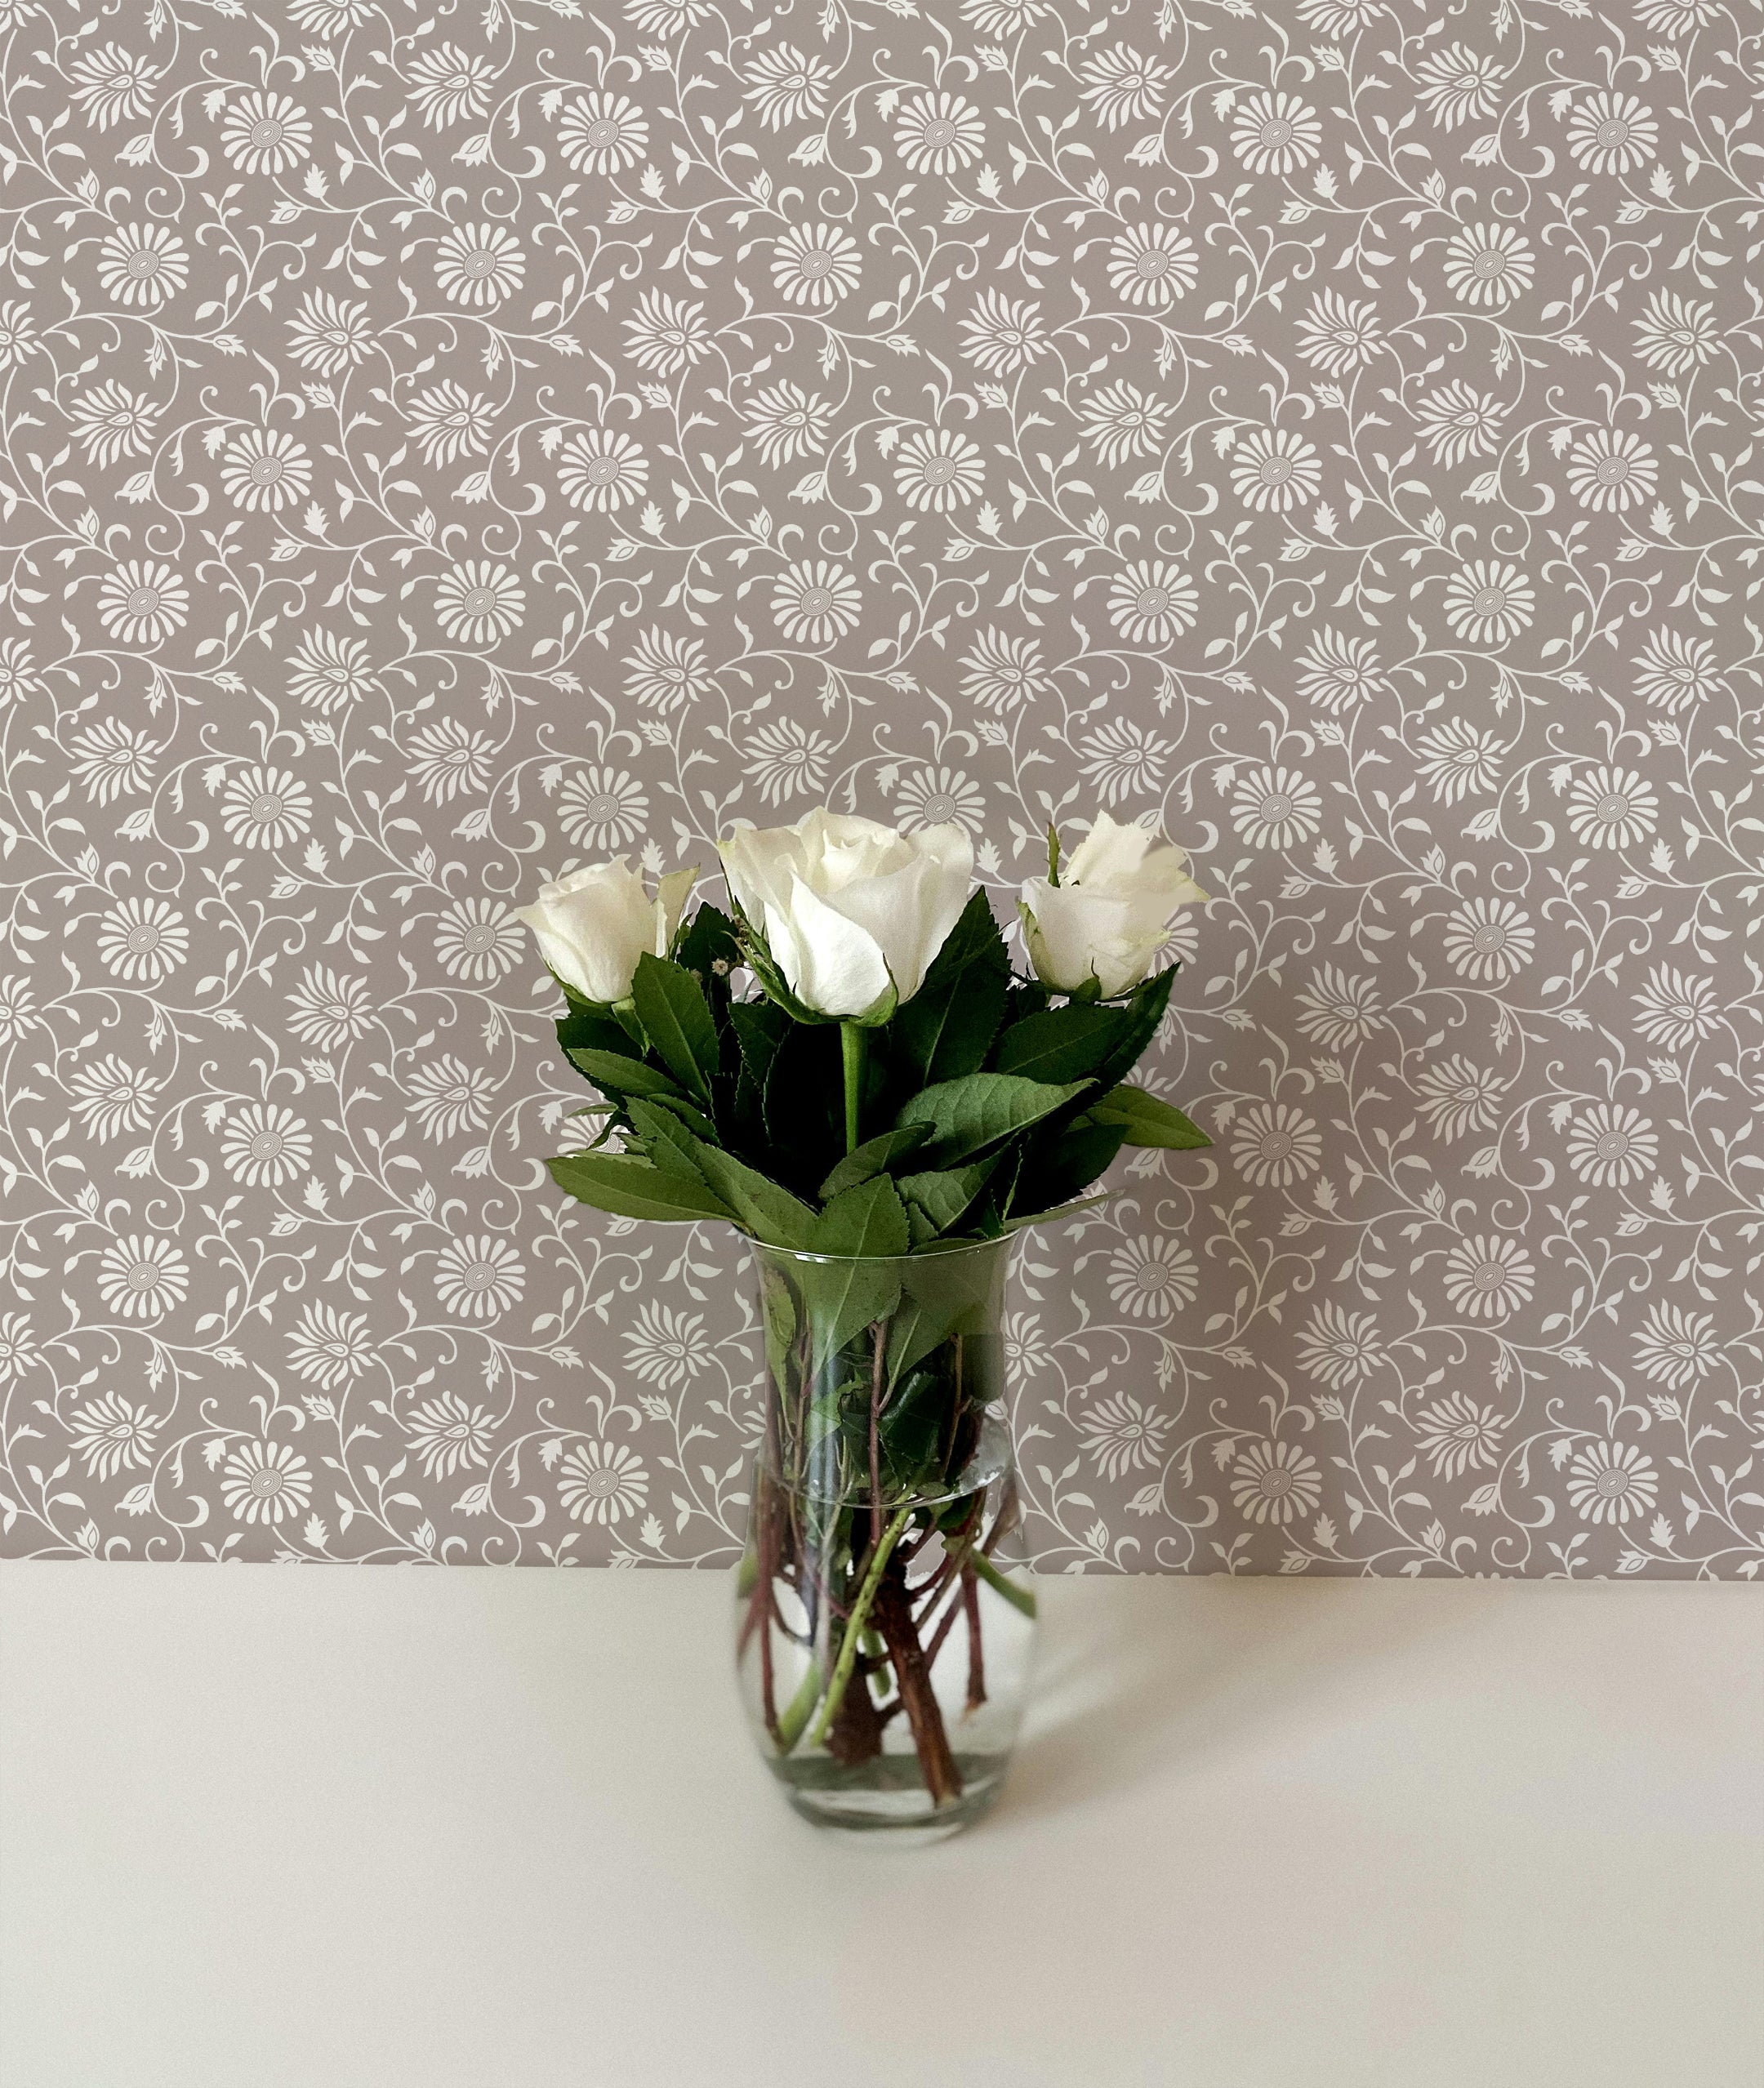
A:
[514, 858, 697, 1004]
[719, 807, 973, 1022]
[1020, 812, 1207, 999]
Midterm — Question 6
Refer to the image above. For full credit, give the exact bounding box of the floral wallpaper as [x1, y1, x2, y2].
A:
[0, 0, 1760, 1577]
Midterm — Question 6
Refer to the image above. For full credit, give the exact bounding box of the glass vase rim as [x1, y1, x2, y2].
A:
[749, 1233, 1013, 1270]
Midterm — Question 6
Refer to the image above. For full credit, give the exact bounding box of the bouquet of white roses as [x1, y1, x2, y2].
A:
[517, 804, 1209, 1821]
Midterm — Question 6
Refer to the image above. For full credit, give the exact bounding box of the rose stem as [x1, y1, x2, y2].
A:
[806, 1503, 911, 1748]
[840, 1020, 866, 1152]
[873, 1551, 964, 1806]
[868, 1320, 886, 1556]
[962, 1567, 986, 1714]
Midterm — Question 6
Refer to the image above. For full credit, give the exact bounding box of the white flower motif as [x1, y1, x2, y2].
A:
[287, 965, 376, 1049]
[406, 1393, 497, 1480]
[220, 91, 312, 172]
[1105, 222, 1196, 308]
[1633, 290, 1718, 376]
[1565, 1440, 1657, 1525]
[219, 427, 312, 512]
[434, 1235, 526, 1319]
[98, 560, 189, 645]
[68, 719, 155, 806]
[741, 383, 831, 465]
[1080, 47, 1170, 131]
[961, 630, 1052, 712]
[1441, 1235, 1535, 1321]
[894, 766, 986, 835]
[742, 717, 831, 805]
[1297, 1302, 1384, 1390]
[1633, 629, 1721, 713]
[1293, 965, 1381, 1052]
[287, 1301, 376, 1389]
[1441, 223, 1534, 308]
[1414, 1055, 1508, 1142]
[220, 766, 313, 850]
[1231, 1102, 1322, 1186]
[1296, 630, 1388, 713]
[1414, 718, 1501, 804]
[1633, 1303, 1720, 1391]
[1229, 426, 1322, 511]
[625, 628, 715, 712]
[1107, 560, 1197, 644]
[406, 383, 497, 468]
[557, 1440, 648, 1525]
[622, 289, 710, 374]
[1229, 766, 1323, 850]
[1443, 560, 1535, 646]
[70, 381, 159, 469]
[68, 1392, 158, 1482]
[770, 559, 862, 645]
[220, 1102, 313, 1186]
[1565, 428, 1656, 512]
[1078, 1391, 1171, 1481]
[1566, 92, 1657, 175]
[624, 1302, 711, 1389]
[68, 1054, 163, 1142]
[434, 900, 526, 982]
[1104, 1235, 1198, 1323]
[1631, 965, 1720, 1051]
[770, 223, 862, 307]
[1565, 1104, 1657, 1186]
[97, 1234, 189, 1320]
[1414, 381, 1507, 468]
[433, 223, 525, 307]
[1442, 898, 1534, 983]
[556, 427, 648, 512]
[96, 897, 189, 982]
[221, 1440, 313, 1525]
[1414, 1393, 1505, 1481]
[1295, 290, 1383, 375]
[1231, 91, 1321, 175]
[894, 91, 985, 172]
[1565, 766, 1656, 850]
[893, 426, 984, 512]
[406, 44, 497, 129]
[69, 42, 163, 131]
[98, 225, 189, 309]
[1078, 381, 1169, 466]
[557, 765, 648, 850]
[434, 561, 526, 645]
[1414, 43, 1507, 130]
[1230, 1440, 1322, 1525]
[960, 292, 1049, 376]
[287, 290, 374, 376]
[288, 630, 377, 711]
[742, 47, 833, 129]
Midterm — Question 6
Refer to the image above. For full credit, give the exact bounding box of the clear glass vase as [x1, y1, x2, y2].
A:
[733, 1235, 1036, 1841]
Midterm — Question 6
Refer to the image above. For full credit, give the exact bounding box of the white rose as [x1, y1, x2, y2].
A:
[719, 807, 973, 1021]
[1020, 812, 1207, 999]
[514, 857, 697, 1004]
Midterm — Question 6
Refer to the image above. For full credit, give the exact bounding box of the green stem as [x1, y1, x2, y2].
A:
[951, 1543, 1038, 1620]
[776, 1657, 823, 1754]
[840, 1021, 866, 1154]
[806, 1504, 912, 1749]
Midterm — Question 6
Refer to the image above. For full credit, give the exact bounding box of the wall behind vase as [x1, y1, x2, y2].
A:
[0, 0, 1758, 1573]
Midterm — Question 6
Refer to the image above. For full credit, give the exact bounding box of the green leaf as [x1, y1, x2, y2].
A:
[1010, 1118, 1127, 1216]
[817, 1125, 930, 1200]
[687, 1142, 817, 1249]
[796, 1259, 901, 1372]
[1088, 1083, 1212, 1149]
[894, 1071, 1091, 1166]
[808, 1175, 911, 1258]
[565, 1048, 683, 1100]
[630, 952, 719, 1102]
[624, 1097, 710, 1182]
[546, 1153, 732, 1224]
[1089, 967, 1178, 1093]
[896, 1157, 999, 1243]
[884, 1244, 1004, 1386]
[890, 888, 1010, 1084]
[991, 1003, 1129, 1084]
[731, 996, 793, 1080]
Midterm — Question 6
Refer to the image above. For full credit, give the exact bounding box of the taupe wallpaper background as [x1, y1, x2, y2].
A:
[0, 0, 1759, 1574]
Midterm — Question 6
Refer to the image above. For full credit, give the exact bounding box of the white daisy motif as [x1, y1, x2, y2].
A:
[434, 561, 526, 645]
[1565, 766, 1656, 850]
[1296, 1302, 1384, 1390]
[1441, 223, 1535, 308]
[1231, 91, 1321, 175]
[1229, 766, 1323, 849]
[434, 900, 525, 982]
[1230, 425, 1322, 511]
[1632, 290, 1718, 376]
[97, 223, 189, 307]
[1631, 965, 1719, 1051]
[557, 1440, 648, 1525]
[406, 45, 496, 130]
[893, 91, 986, 172]
[220, 766, 313, 850]
[96, 897, 189, 982]
[219, 427, 312, 512]
[1565, 1440, 1657, 1525]
[1295, 290, 1383, 375]
[625, 628, 715, 712]
[1107, 560, 1197, 643]
[770, 223, 862, 308]
[220, 1439, 314, 1525]
[1564, 429, 1656, 512]
[556, 428, 648, 512]
[1564, 1104, 1657, 1186]
[1566, 91, 1657, 176]
[1230, 1440, 1323, 1525]
[434, 1235, 526, 1319]
[1080, 47, 1171, 131]
[1078, 381, 1169, 466]
[622, 289, 710, 374]
[219, 1102, 313, 1186]
[1442, 898, 1534, 982]
[96, 1234, 189, 1320]
[1105, 222, 1197, 308]
[557, 766, 648, 850]
[433, 223, 525, 307]
[1296, 630, 1388, 713]
[624, 1302, 712, 1388]
[1441, 1235, 1535, 1321]
[1104, 1235, 1198, 1323]
[288, 630, 378, 711]
[961, 630, 1052, 711]
[1633, 629, 1721, 713]
[220, 91, 313, 173]
[1231, 1102, 1322, 1187]
[770, 559, 862, 645]
[287, 290, 374, 376]
[1443, 559, 1535, 646]
[97, 560, 189, 645]
[893, 426, 985, 512]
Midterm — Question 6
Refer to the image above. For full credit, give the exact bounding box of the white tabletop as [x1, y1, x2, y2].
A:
[1, 1566, 1758, 2087]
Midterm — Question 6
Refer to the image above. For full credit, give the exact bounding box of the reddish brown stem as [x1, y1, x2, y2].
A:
[872, 1555, 963, 1807]
[962, 1566, 986, 1714]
